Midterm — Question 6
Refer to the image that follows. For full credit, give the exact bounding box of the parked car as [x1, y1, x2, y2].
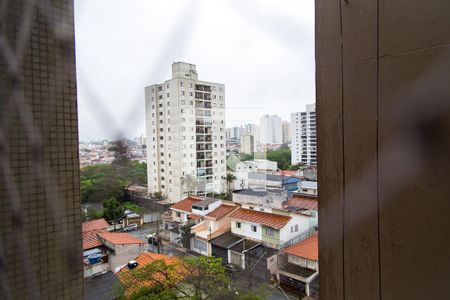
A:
[146, 233, 160, 246]
[122, 224, 138, 232]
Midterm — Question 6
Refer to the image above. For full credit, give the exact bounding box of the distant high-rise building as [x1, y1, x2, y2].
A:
[145, 62, 226, 202]
[226, 126, 243, 141]
[240, 135, 254, 155]
[243, 123, 260, 146]
[291, 104, 317, 165]
[260, 114, 282, 144]
[282, 121, 291, 144]
[135, 134, 146, 145]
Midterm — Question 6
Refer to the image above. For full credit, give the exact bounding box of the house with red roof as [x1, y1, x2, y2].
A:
[189, 202, 239, 255]
[270, 233, 319, 298]
[167, 196, 239, 252]
[228, 207, 312, 248]
[82, 218, 145, 278]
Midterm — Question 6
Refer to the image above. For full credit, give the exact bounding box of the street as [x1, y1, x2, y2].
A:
[126, 223, 188, 257]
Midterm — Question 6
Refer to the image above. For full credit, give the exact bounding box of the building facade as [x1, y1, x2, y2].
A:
[145, 62, 227, 202]
[282, 121, 291, 144]
[291, 104, 317, 165]
[240, 134, 254, 155]
[260, 114, 283, 144]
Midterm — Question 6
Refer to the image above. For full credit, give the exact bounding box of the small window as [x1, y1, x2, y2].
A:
[295, 224, 299, 232]
[236, 222, 241, 229]
[251, 225, 257, 232]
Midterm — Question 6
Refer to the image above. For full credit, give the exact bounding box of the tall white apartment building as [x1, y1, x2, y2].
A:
[291, 104, 317, 165]
[145, 62, 227, 202]
[260, 115, 282, 144]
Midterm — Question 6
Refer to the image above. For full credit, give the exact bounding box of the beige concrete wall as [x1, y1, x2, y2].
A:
[316, 0, 450, 299]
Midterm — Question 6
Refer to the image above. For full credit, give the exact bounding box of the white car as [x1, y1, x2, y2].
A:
[122, 224, 138, 232]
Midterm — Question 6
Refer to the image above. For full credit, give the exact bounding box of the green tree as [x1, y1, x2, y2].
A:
[119, 256, 270, 300]
[266, 146, 291, 170]
[103, 198, 125, 224]
[225, 173, 237, 194]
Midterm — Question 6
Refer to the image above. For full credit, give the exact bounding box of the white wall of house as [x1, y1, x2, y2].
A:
[241, 203, 273, 213]
[231, 220, 262, 241]
[172, 209, 189, 223]
[108, 244, 146, 271]
[191, 200, 222, 216]
[279, 214, 311, 244]
[190, 237, 211, 255]
[287, 254, 318, 272]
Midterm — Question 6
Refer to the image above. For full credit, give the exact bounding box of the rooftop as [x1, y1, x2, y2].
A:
[210, 231, 243, 248]
[233, 188, 267, 197]
[194, 197, 221, 208]
[229, 208, 292, 229]
[279, 262, 317, 279]
[82, 218, 109, 233]
[229, 239, 261, 253]
[205, 204, 236, 220]
[298, 181, 318, 190]
[83, 230, 103, 250]
[97, 231, 145, 245]
[170, 196, 202, 213]
[284, 233, 318, 261]
[248, 173, 301, 184]
[284, 195, 318, 211]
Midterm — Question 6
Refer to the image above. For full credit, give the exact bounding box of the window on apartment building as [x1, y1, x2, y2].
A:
[180, 82, 184, 86]
[291, 226, 293, 233]
[158, 86, 162, 91]
[167, 93, 170, 97]
[176, 212, 181, 217]
[295, 224, 299, 232]
[251, 226, 257, 232]
[159, 95, 162, 99]
[236, 222, 241, 229]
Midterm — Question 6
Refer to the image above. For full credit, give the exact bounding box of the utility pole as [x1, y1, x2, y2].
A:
[156, 218, 160, 254]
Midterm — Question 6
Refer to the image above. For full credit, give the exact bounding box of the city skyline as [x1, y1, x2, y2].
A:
[75, 0, 315, 141]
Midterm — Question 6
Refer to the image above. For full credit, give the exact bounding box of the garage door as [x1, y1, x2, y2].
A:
[211, 245, 228, 264]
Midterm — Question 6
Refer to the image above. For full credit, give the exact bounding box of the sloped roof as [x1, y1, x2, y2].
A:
[284, 233, 318, 261]
[82, 218, 109, 232]
[210, 231, 243, 248]
[229, 239, 261, 253]
[83, 230, 103, 250]
[228, 208, 291, 229]
[97, 232, 144, 245]
[285, 195, 318, 211]
[206, 204, 236, 220]
[170, 196, 202, 213]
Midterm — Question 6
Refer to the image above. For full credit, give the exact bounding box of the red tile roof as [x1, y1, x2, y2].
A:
[229, 208, 291, 229]
[82, 230, 103, 250]
[118, 252, 184, 296]
[97, 231, 145, 245]
[285, 196, 318, 211]
[82, 218, 109, 232]
[170, 196, 202, 213]
[206, 204, 236, 220]
[284, 233, 318, 261]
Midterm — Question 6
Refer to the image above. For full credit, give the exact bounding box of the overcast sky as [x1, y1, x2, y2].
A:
[74, 0, 315, 142]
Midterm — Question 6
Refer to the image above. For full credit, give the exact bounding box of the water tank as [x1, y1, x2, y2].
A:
[128, 260, 138, 269]
[87, 254, 102, 265]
